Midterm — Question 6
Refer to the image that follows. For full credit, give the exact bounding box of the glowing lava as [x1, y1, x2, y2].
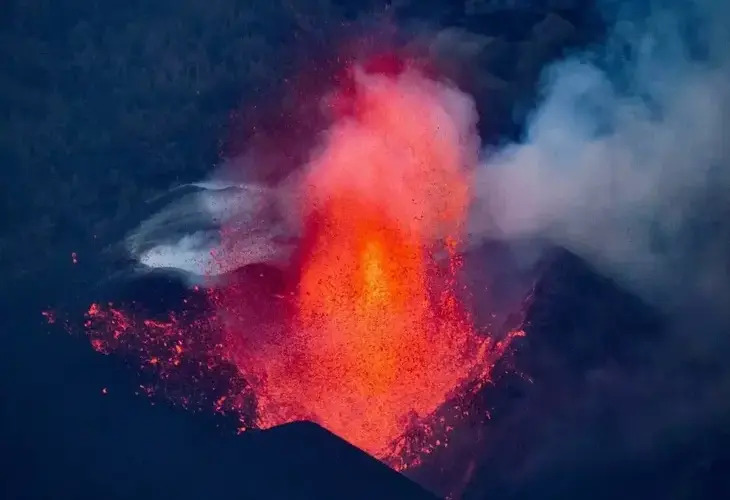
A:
[219, 61, 495, 461]
[53, 53, 523, 472]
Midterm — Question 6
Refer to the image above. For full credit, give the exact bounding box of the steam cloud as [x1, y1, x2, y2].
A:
[125, 180, 294, 283]
[458, 1, 730, 493]
[472, 0, 730, 314]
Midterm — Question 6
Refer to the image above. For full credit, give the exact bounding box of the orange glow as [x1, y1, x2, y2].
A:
[56, 55, 523, 472]
[225, 62, 496, 462]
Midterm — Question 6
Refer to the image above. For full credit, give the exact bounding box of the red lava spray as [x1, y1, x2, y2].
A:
[217, 59, 509, 464]
[63, 53, 524, 471]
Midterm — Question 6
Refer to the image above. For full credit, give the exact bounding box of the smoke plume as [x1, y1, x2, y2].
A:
[472, 0, 730, 314]
[452, 3, 730, 495]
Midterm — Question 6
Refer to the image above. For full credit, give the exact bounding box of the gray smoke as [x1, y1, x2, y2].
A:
[472, 0, 730, 313]
[453, 2, 730, 495]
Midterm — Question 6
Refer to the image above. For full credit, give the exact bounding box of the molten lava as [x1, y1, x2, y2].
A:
[219, 62, 494, 461]
[56, 54, 523, 471]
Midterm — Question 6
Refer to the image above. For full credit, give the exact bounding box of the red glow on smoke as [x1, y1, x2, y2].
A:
[215, 57, 513, 465]
[51, 51, 524, 471]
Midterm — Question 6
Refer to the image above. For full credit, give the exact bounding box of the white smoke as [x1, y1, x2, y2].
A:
[472, 0, 730, 312]
[125, 180, 295, 284]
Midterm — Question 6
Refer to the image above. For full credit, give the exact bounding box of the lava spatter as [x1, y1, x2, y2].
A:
[54, 51, 523, 470]
[218, 59, 504, 463]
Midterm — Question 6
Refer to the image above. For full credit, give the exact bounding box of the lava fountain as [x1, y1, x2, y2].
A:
[216, 60, 500, 462]
[60, 54, 521, 471]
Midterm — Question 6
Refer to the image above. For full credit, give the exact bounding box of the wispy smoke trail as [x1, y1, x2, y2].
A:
[472, 0, 730, 312]
[125, 181, 294, 283]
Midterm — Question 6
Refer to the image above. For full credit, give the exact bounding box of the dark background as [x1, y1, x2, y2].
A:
[2, 1, 729, 498]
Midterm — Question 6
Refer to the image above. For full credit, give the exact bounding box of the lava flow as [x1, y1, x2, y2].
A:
[58, 54, 522, 471]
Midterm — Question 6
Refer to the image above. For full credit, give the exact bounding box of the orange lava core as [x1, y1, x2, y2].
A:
[232, 64, 494, 461]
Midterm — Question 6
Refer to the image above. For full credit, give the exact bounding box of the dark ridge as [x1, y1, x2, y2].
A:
[256, 421, 438, 499]
[1, 281, 434, 500]
[522, 249, 664, 372]
[407, 248, 664, 496]
[453, 249, 670, 499]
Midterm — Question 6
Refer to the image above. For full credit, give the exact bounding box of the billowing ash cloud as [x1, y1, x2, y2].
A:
[471, 0, 730, 313]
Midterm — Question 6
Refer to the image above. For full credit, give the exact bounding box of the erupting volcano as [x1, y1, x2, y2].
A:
[69, 53, 522, 469]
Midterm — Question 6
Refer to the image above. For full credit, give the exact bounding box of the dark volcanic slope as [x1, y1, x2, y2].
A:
[461, 250, 728, 500]
[1, 276, 434, 500]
